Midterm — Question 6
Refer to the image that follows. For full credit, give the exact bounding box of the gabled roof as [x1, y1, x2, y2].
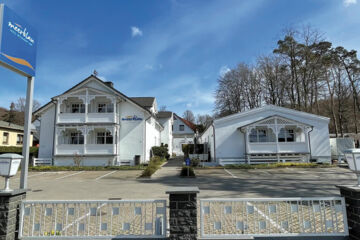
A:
[156, 111, 173, 119]
[238, 115, 312, 130]
[215, 105, 330, 124]
[34, 75, 153, 116]
[130, 97, 155, 108]
[174, 113, 197, 132]
[0, 120, 34, 133]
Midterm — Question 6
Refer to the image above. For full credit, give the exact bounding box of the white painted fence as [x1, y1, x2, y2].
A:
[200, 197, 348, 238]
[19, 200, 167, 239]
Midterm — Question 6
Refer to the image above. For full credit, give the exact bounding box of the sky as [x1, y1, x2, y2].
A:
[0, 0, 359, 117]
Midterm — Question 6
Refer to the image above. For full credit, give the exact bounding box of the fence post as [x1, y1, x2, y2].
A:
[0, 189, 27, 240]
[166, 187, 199, 240]
[337, 185, 360, 240]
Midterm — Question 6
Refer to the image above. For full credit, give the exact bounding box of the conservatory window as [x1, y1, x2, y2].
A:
[71, 103, 85, 113]
[278, 128, 295, 142]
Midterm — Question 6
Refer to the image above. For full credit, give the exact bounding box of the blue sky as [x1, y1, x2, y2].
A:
[0, 0, 359, 116]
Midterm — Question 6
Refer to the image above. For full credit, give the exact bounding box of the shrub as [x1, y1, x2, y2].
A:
[140, 156, 166, 177]
[180, 166, 195, 177]
[224, 162, 335, 169]
[29, 165, 145, 171]
[190, 158, 200, 167]
[0, 146, 38, 157]
[172, 152, 176, 158]
[152, 144, 170, 159]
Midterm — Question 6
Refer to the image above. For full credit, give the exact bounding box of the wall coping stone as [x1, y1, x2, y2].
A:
[337, 185, 360, 192]
[166, 187, 199, 194]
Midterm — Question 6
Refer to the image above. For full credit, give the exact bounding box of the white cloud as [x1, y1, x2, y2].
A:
[344, 0, 357, 7]
[131, 26, 143, 37]
[186, 103, 192, 108]
[219, 65, 231, 77]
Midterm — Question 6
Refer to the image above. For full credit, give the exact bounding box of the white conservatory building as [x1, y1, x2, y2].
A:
[34, 75, 168, 166]
[199, 105, 331, 165]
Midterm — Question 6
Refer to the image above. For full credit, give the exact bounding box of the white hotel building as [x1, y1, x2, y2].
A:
[34, 75, 174, 166]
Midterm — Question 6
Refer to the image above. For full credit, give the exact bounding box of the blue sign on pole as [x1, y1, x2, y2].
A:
[185, 158, 191, 166]
[0, 4, 37, 77]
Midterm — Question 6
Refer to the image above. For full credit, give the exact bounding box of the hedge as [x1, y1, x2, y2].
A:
[0, 146, 38, 156]
[180, 166, 195, 177]
[223, 162, 335, 169]
[29, 165, 146, 171]
[140, 156, 166, 177]
[152, 144, 170, 159]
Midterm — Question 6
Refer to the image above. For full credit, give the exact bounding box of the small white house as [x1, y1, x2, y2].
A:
[199, 105, 331, 165]
[34, 75, 166, 166]
[172, 114, 196, 156]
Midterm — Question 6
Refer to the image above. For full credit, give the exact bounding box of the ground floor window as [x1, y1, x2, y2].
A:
[17, 134, 23, 145]
[249, 128, 276, 142]
[278, 128, 295, 142]
[2, 132, 9, 144]
[96, 132, 113, 144]
[70, 132, 84, 144]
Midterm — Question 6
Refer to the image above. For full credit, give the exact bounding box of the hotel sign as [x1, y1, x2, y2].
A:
[122, 115, 143, 121]
[0, 4, 37, 77]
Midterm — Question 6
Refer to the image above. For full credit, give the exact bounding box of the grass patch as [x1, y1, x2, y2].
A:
[180, 166, 196, 177]
[29, 165, 146, 172]
[140, 156, 166, 177]
[223, 162, 335, 169]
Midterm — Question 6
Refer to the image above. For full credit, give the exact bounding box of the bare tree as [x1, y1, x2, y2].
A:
[15, 97, 41, 112]
[183, 110, 195, 123]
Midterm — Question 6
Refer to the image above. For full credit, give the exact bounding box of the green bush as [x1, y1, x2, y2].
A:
[0, 146, 38, 156]
[140, 156, 166, 177]
[180, 166, 195, 177]
[224, 162, 335, 169]
[29, 165, 145, 171]
[152, 144, 170, 159]
[191, 158, 200, 167]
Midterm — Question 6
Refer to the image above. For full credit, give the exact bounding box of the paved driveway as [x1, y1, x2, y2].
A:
[9, 163, 357, 200]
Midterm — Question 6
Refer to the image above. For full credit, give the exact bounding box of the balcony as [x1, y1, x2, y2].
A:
[55, 144, 116, 156]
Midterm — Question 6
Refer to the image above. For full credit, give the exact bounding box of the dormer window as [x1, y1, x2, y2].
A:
[71, 104, 85, 113]
[98, 103, 114, 113]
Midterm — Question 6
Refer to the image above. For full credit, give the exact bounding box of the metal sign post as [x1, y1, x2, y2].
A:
[0, 4, 37, 190]
[20, 76, 33, 189]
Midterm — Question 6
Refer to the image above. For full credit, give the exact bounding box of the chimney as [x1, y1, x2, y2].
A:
[104, 81, 114, 88]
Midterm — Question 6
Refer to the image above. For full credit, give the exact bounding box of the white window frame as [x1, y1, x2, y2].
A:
[97, 103, 114, 113]
[70, 132, 84, 145]
[71, 103, 85, 113]
[96, 132, 113, 144]
[2, 132, 9, 144]
[179, 125, 185, 131]
[17, 134, 23, 145]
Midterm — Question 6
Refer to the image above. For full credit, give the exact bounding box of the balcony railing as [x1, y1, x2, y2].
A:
[248, 142, 308, 154]
[57, 112, 116, 124]
[56, 144, 116, 155]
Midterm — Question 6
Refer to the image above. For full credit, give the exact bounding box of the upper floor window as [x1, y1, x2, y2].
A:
[278, 128, 295, 142]
[2, 132, 9, 144]
[70, 132, 84, 144]
[179, 125, 184, 131]
[96, 132, 113, 144]
[17, 134, 23, 145]
[97, 103, 114, 113]
[71, 103, 85, 113]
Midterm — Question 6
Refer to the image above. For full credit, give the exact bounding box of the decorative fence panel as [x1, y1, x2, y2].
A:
[200, 197, 348, 238]
[19, 200, 167, 239]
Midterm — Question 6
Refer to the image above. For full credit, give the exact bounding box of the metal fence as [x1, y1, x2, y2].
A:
[200, 197, 348, 238]
[19, 200, 167, 239]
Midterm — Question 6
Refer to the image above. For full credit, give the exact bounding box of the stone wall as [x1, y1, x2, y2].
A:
[0, 190, 26, 240]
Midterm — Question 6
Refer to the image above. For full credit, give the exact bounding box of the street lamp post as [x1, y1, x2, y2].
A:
[344, 148, 360, 186]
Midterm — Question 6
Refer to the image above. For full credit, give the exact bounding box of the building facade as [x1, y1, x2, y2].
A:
[172, 114, 196, 156]
[0, 120, 33, 147]
[34, 75, 165, 166]
[199, 105, 331, 165]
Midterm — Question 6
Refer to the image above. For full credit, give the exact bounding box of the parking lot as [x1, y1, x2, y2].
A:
[9, 162, 357, 200]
